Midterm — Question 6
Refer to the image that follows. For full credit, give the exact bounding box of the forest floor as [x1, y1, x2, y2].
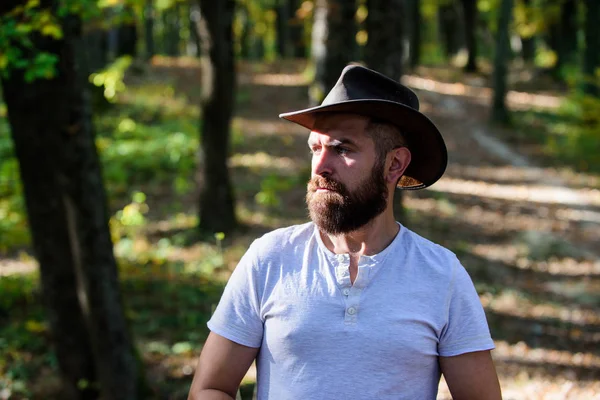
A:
[1, 58, 599, 399]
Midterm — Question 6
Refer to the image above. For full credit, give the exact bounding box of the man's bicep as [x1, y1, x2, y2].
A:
[188, 332, 259, 399]
[440, 350, 502, 400]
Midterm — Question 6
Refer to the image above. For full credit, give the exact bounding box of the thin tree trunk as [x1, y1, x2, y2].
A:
[276, 0, 291, 57]
[310, 0, 357, 106]
[196, 0, 237, 233]
[560, 0, 578, 66]
[438, 1, 461, 60]
[144, 0, 155, 60]
[289, 0, 306, 57]
[163, 6, 180, 56]
[582, 0, 600, 96]
[189, 3, 202, 57]
[519, 0, 535, 63]
[238, 4, 251, 59]
[491, 0, 513, 124]
[461, 0, 478, 72]
[365, 0, 404, 79]
[550, 0, 577, 79]
[0, 4, 140, 399]
[408, 0, 421, 69]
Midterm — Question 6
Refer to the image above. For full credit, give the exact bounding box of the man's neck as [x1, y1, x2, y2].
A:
[319, 211, 400, 257]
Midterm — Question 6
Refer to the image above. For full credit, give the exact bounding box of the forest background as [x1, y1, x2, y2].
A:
[1, 0, 599, 399]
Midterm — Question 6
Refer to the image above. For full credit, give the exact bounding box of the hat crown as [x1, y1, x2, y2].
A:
[322, 65, 420, 111]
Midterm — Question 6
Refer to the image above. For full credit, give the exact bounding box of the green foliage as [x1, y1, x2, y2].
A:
[0, 0, 63, 81]
[0, 120, 31, 251]
[0, 0, 105, 82]
[0, 273, 46, 400]
[90, 56, 133, 101]
[255, 173, 295, 208]
[517, 91, 600, 173]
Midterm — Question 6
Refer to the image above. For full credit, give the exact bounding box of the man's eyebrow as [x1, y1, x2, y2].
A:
[308, 138, 356, 147]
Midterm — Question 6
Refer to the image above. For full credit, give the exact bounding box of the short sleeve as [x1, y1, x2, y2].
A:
[438, 260, 495, 357]
[207, 242, 264, 348]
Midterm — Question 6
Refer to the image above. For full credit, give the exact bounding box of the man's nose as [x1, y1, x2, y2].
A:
[312, 148, 333, 177]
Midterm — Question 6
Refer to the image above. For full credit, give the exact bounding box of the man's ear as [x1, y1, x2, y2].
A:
[386, 147, 411, 185]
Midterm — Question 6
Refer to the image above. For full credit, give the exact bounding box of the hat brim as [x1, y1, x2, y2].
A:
[279, 99, 447, 189]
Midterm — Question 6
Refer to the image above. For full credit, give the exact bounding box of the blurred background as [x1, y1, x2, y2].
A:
[0, 0, 599, 399]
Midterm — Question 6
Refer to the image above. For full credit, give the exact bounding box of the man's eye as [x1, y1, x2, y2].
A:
[336, 147, 349, 155]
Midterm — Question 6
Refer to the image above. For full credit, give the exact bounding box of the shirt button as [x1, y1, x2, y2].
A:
[342, 288, 350, 296]
[347, 307, 357, 315]
[337, 254, 345, 262]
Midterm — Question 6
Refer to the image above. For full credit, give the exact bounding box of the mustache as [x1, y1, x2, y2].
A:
[307, 176, 346, 193]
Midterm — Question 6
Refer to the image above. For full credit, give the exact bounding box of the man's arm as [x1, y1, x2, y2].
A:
[440, 350, 502, 400]
[188, 332, 260, 400]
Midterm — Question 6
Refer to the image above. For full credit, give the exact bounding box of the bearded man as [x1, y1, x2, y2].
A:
[188, 65, 502, 400]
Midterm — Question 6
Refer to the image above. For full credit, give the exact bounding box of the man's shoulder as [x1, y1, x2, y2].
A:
[401, 225, 455, 256]
[250, 222, 315, 256]
[400, 225, 460, 274]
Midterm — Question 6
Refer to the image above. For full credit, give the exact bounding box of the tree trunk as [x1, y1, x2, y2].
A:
[195, 0, 237, 233]
[82, 24, 111, 112]
[407, 0, 421, 69]
[276, 0, 291, 58]
[549, 0, 577, 79]
[144, 0, 155, 60]
[115, 6, 137, 58]
[560, 0, 578, 65]
[310, 0, 357, 106]
[0, 4, 140, 399]
[491, 0, 513, 124]
[519, 0, 535, 63]
[289, 0, 306, 57]
[364, 0, 406, 221]
[189, 3, 202, 57]
[163, 5, 180, 56]
[438, 1, 461, 60]
[461, 0, 478, 72]
[365, 0, 404, 79]
[238, 4, 251, 59]
[116, 23, 137, 58]
[582, 0, 600, 96]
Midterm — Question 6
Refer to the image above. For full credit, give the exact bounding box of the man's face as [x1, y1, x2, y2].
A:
[305, 114, 389, 234]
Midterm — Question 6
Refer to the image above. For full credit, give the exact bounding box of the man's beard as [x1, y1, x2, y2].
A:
[306, 160, 388, 235]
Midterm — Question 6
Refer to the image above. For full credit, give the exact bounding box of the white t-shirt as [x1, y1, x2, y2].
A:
[207, 222, 494, 399]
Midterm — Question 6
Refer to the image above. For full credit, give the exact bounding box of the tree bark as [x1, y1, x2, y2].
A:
[461, 0, 478, 72]
[438, 1, 461, 60]
[364, 0, 406, 221]
[195, 0, 237, 233]
[238, 3, 251, 59]
[116, 6, 137, 58]
[519, 0, 536, 63]
[582, 0, 600, 96]
[491, 0, 513, 124]
[144, 0, 155, 60]
[310, 0, 357, 106]
[549, 0, 578, 79]
[163, 5, 180, 56]
[408, 0, 421, 69]
[289, 0, 306, 57]
[0, 3, 140, 399]
[365, 0, 404, 79]
[276, 0, 291, 58]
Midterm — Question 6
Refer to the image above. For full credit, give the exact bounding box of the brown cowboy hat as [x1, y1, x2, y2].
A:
[279, 64, 447, 189]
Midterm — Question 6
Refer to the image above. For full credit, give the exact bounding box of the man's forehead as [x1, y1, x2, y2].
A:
[310, 113, 369, 137]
